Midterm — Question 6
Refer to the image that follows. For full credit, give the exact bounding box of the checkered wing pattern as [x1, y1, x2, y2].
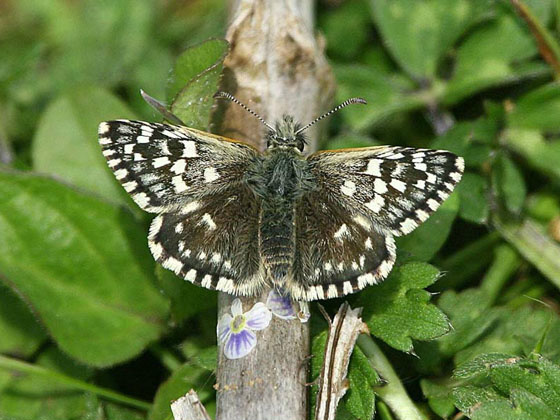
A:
[99, 120, 264, 294]
[290, 146, 464, 301]
[98, 120, 257, 213]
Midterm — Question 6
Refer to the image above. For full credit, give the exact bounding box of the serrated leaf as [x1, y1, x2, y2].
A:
[0, 172, 169, 367]
[452, 385, 507, 414]
[0, 283, 46, 357]
[396, 192, 460, 262]
[343, 346, 381, 420]
[443, 14, 539, 105]
[156, 266, 216, 324]
[358, 262, 449, 352]
[454, 354, 560, 419]
[369, 0, 478, 78]
[168, 39, 229, 130]
[456, 173, 489, 224]
[148, 364, 214, 420]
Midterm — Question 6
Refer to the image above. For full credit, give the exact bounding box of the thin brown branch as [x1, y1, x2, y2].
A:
[314, 303, 368, 420]
[171, 390, 212, 420]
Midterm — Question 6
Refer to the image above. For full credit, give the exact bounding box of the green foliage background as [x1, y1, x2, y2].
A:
[1, 0, 560, 419]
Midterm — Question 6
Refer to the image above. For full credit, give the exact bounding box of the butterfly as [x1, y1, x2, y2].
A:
[98, 92, 463, 301]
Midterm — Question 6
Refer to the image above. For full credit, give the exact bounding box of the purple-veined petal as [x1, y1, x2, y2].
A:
[224, 329, 257, 359]
[245, 302, 272, 330]
[266, 289, 297, 320]
[217, 313, 233, 344]
[231, 298, 243, 317]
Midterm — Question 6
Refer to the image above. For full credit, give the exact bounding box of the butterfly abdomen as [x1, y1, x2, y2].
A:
[255, 149, 311, 284]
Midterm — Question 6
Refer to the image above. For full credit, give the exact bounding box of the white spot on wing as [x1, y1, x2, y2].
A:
[341, 180, 356, 197]
[98, 122, 110, 134]
[334, 224, 349, 240]
[171, 159, 187, 174]
[185, 269, 197, 282]
[137, 135, 150, 143]
[172, 175, 189, 193]
[202, 213, 217, 230]
[114, 168, 128, 180]
[363, 159, 382, 176]
[374, 178, 388, 194]
[182, 201, 200, 214]
[181, 140, 198, 157]
[153, 157, 170, 168]
[366, 194, 385, 213]
[390, 179, 406, 193]
[203, 167, 220, 183]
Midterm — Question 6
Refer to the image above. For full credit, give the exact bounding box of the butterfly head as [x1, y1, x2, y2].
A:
[266, 115, 307, 151]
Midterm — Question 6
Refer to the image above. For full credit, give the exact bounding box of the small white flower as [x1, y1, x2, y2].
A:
[217, 299, 272, 359]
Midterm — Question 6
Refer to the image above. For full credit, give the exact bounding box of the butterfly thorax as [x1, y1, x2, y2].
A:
[246, 146, 316, 285]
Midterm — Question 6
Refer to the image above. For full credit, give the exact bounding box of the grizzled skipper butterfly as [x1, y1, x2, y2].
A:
[98, 92, 463, 301]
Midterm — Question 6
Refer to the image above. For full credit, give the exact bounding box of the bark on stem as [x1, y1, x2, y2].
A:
[214, 1, 335, 419]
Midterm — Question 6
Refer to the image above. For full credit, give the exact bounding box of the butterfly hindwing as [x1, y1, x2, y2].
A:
[98, 120, 258, 213]
[148, 182, 265, 296]
[290, 189, 396, 301]
[308, 146, 464, 237]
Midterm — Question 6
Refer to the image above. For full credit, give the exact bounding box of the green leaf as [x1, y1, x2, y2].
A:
[443, 14, 539, 105]
[453, 354, 560, 419]
[343, 346, 381, 420]
[420, 379, 456, 418]
[156, 266, 216, 324]
[455, 306, 560, 366]
[396, 192, 460, 262]
[456, 173, 489, 224]
[504, 129, 560, 181]
[149, 364, 214, 420]
[0, 172, 169, 367]
[492, 154, 527, 214]
[168, 39, 229, 130]
[495, 218, 560, 291]
[369, 0, 477, 78]
[431, 119, 494, 169]
[507, 83, 560, 132]
[334, 64, 426, 130]
[358, 262, 450, 352]
[0, 283, 46, 357]
[104, 403, 146, 420]
[0, 347, 99, 420]
[325, 133, 379, 150]
[32, 86, 137, 206]
[319, 0, 371, 60]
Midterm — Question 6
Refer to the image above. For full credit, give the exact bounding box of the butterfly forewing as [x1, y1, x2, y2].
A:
[98, 120, 258, 212]
[308, 146, 464, 237]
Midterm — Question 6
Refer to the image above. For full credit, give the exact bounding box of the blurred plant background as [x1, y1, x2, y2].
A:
[1, 0, 560, 419]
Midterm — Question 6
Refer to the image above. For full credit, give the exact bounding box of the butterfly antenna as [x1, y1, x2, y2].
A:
[214, 91, 275, 131]
[295, 97, 367, 135]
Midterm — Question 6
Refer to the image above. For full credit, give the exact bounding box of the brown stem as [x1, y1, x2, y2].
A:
[213, 1, 335, 419]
